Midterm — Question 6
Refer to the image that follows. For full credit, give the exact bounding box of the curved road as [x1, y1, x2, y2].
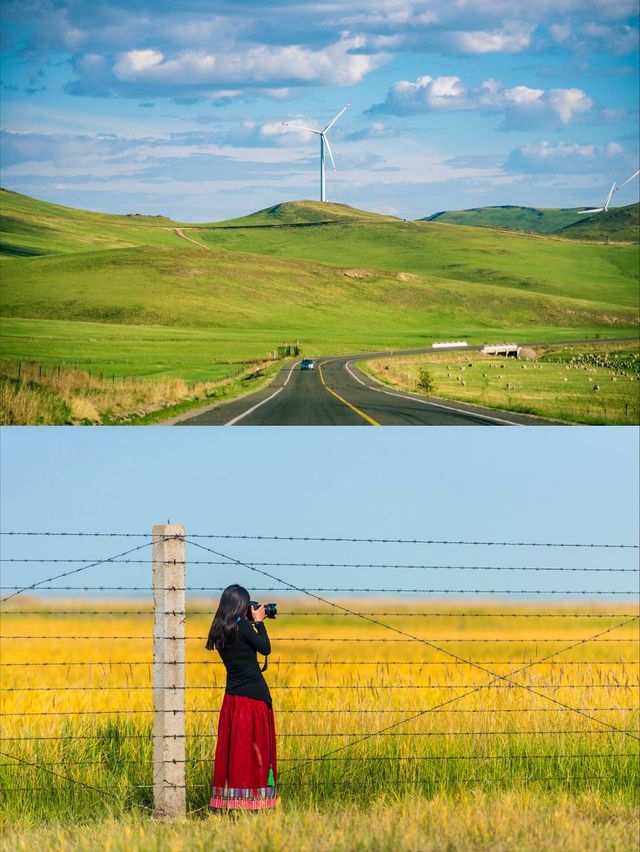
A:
[178, 344, 570, 426]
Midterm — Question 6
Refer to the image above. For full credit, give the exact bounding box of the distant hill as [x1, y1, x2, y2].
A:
[0, 188, 177, 256]
[216, 200, 400, 227]
[556, 203, 639, 242]
[422, 205, 588, 234]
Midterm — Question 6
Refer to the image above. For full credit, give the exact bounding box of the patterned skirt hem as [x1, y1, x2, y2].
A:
[210, 796, 278, 811]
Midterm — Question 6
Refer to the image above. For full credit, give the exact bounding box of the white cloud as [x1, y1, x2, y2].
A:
[447, 23, 535, 54]
[546, 88, 592, 124]
[112, 36, 389, 89]
[505, 140, 634, 174]
[549, 21, 639, 54]
[370, 74, 594, 129]
[114, 49, 164, 77]
[227, 119, 312, 147]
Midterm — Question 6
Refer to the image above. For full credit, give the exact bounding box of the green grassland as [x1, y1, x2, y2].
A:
[363, 342, 640, 425]
[194, 215, 637, 308]
[216, 199, 401, 227]
[1, 190, 638, 422]
[422, 203, 639, 241]
[0, 189, 183, 256]
[423, 205, 588, 234]
[557, 204, 640, 243]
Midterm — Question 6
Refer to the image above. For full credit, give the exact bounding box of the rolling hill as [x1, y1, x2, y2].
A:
[422, 203, 639, 240]
[556, 204, 639, 242]
[217, 200, 400, 227]
[1, 190, 637, 386]
[0, 188, 183, 256]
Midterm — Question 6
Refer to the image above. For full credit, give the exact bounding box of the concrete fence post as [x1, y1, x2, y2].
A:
[152, 524, 186, 818]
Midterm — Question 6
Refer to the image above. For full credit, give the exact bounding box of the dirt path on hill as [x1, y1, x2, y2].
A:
[172, 228, 211, 249]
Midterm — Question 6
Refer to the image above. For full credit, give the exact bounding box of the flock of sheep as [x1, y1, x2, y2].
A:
[441, 348, 638, 393]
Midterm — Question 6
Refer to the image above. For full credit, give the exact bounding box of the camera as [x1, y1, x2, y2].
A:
[249, 601, 277, 619]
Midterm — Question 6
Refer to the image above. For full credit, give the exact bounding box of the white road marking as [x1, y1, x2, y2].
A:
[224, 362, 299, 426]
[344, 360, 523, 426]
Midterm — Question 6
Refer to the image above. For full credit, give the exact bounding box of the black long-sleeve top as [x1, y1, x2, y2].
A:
[217, 618, 272, 705]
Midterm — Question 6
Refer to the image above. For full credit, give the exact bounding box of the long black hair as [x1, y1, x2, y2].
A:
[206, 584, 250, 651]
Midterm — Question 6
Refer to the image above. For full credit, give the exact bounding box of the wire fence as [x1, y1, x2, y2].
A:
[1, 529, 638, 816]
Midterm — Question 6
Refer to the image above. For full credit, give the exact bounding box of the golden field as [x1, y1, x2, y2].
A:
[1, 599, 638, 849]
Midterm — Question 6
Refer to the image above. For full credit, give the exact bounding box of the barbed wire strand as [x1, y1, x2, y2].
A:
[2, 532, 637, 547]
[2, 558, 637, 572]
[1, 596, 636, 616]
[0, 749, 153, 813]
[0, 776, 625, 794]
[3, 754, 637, 768]
[0, 584, 626, 596]
[3, 606, 638, 618]
[2, 659, 635, 667]
[0, 541, 157, 604]
[3, 730, 637, 743]
[0, 604, 640, 618]
[5, 684, 636, 692]
[3, 706, 634, 718]
[2, 635, 633, 642]
[126, 775, 632, 790]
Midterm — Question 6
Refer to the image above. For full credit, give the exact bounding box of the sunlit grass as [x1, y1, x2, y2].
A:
[363, 342, 640, 425]
[0, 359, 281, 425]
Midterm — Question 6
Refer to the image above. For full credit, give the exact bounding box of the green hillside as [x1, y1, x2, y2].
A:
[556, 204, 639, 242]
[1, 190, 637, 393]
[0, 188, 183, 256]
[197, 217, 637, 308]
[422, 203, 640, 241]
[423, 205, 592, 234]
[217, 200, 400, 227]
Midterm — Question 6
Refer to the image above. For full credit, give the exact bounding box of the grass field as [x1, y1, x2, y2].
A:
[363, 342, 640, 425]
[0, 358, 281, 425]
[3, 792, 637, 851]
[423, 205, 590, 234]
[2, 190, 638, 423]
[1, 598, 637, 847]
[422, 203, 639, 242]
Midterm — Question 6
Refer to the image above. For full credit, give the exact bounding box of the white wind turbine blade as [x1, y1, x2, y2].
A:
[578, 207, 604, 214]
[619, 168, 639, 189]
[282, 122, 321, 135]
[603, 180, 617, 212]
[322, 102, 350, 133]
[323, 134, 336, 170]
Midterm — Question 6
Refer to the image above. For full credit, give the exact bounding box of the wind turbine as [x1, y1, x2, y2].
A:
[578, 180, 617, 214]
[619, 167, 640, 190]
[293, 104, 350, 202]
[578, 168, 639, 214]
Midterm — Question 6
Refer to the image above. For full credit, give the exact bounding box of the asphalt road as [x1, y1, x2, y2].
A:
[178, 343, 576, 426]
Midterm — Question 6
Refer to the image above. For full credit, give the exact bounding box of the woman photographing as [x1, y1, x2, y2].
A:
[206, 584, 278, 811]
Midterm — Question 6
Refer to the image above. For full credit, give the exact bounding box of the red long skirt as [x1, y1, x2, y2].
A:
[211, 694, 278, 810]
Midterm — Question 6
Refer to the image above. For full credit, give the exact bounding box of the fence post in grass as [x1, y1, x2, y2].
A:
[152, 523, 186, 818]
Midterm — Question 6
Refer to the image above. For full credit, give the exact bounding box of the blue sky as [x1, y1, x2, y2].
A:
[1, 427, 638, 599]
[1, 1, 639, 220]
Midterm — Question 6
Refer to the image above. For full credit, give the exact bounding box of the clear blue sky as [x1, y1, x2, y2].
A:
[1, 1, 639, 220]
[1, 427, 638, 599]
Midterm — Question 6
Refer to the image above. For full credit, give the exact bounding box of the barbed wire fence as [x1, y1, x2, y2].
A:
[1, 526, 638, 819]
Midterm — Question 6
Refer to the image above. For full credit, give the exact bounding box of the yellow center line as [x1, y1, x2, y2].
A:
[318, 362, 380, 426]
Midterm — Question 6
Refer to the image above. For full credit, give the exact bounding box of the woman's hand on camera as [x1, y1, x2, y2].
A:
[252, 604, 266, 623]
